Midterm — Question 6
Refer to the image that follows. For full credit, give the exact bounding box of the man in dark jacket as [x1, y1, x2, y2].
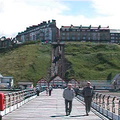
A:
[82, 82, 94, 116]
[63, 83, 75, 116]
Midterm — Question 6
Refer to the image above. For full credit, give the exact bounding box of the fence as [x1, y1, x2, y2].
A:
[78, 91, 120, 120]
[0, 89, 36, 117]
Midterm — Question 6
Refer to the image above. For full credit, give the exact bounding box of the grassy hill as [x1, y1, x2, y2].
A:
[0, 42, 120, 86]
[65, 42, 120, 81]
[0, 43, 51, 86]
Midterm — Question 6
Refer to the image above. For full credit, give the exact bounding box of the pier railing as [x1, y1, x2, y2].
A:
[0, 89, 36, 116]
[78, 91, 120, 120]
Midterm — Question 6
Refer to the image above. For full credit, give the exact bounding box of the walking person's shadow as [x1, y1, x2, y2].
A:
[50, 114, 86, 118]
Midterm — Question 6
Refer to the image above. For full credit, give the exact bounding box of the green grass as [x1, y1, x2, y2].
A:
[1, 41, 120, 85]
[0, 43, 51, 86]
[65, 42, 120, 81]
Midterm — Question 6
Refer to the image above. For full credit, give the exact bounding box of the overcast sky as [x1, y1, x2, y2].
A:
[0, 0, 120, 38]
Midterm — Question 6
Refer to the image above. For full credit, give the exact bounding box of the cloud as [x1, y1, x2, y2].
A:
[0, 0, 69, 37]
[57, 0, 120, 29]
[0, 0, 120, 38]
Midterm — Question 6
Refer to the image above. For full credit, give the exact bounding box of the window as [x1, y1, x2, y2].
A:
[72, 37, 75, 40]
[111, 37, 115, 39]
[66, 33, 69, 35]
[62, 33, 65, 35]
[111, 33, 115, 35]
[66, 29, 69, 31]
[83, 37, 86, 39]
[88, 37, 91, 40]
[62, 37, 65, 40]
[67, 37, 70, 40]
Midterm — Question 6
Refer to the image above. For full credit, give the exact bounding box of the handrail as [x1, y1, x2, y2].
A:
[78, 91, 120, 120]
[93, 92, 120, 116]
[2, 89, 36, 110]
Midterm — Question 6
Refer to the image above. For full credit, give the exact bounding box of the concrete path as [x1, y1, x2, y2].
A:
[2, 89, 107, 120]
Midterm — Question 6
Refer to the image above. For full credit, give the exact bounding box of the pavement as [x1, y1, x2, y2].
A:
[2, 89, 107, 120]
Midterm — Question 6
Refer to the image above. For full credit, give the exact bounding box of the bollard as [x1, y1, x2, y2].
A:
[0, 93, 5, 111]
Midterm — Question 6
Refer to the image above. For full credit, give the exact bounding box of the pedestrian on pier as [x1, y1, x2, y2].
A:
[82, 81, 95, 116]
[48, 86, 53, 96]
[46, 87, 49, 95]
[36, 87, 40, 96]
[63, 83, 75, 116]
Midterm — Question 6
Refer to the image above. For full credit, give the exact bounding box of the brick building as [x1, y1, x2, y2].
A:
[60, 25, 111, 43]
[110, 29, 120, 43]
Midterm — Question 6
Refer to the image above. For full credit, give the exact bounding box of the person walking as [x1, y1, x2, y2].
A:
[82, 81, 95, 116]
[63, 83, 75, 116]
[48, 86, 53, 96]
[36, 87, 40, 96]
[46, 87, 49, 95]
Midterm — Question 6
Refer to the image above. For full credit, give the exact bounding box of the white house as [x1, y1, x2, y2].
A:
[0, 74, 14, 88]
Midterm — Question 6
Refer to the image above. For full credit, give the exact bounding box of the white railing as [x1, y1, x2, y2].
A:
[0, 89, 36, 117]
[78, 92, 120, 120]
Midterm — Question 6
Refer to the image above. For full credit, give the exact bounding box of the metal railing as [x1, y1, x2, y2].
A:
[0, 89, 36, 117]
[5, 89, 36, 109]
[78, 91, 120, 120]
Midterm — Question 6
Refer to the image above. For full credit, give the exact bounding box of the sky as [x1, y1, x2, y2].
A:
[0, 0, 120, 38]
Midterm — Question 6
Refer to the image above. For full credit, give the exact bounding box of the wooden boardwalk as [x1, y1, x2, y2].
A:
[2, 89, 108, 120]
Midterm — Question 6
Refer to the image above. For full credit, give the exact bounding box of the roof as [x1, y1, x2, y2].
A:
[0, 74, 3, 78]
[110, 29, 120, 33]
[18, 82, 33, 85]
[61, 25, 109, 30]
[2, 76, 13, 79]
[52, 76, 62, 81]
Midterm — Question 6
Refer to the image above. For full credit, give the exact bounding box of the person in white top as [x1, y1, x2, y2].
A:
[63, 83, 75, 116]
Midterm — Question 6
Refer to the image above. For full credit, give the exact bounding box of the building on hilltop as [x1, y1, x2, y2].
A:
[13, 20, 120, 44]
[110, 29, 120, 43]
[0, 36, 16, 48]
[16, 20, 59, 43]
[60, 25, 111, 43]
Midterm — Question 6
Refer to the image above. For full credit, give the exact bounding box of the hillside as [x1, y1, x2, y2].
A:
[0, 42, 120, 86]
[65, 42, 120, 81]
[0, 43, 51, 86]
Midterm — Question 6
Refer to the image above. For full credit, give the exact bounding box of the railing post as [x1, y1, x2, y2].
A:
[102, 95, 105, 109]
[118, 99, 120, 116]
[112, 97, 116, 113]
[96, 93, 99, 104]
[107, 96, 110, 111]
[99, 94, 102, 107]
